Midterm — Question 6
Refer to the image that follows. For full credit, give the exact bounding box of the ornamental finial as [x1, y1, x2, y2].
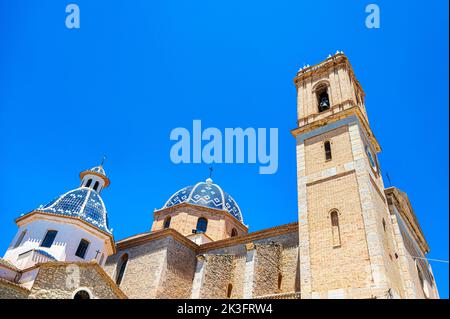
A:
[100, 155, 107, 167]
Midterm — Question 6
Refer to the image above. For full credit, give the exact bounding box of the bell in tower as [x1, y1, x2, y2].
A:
[317, 89, 330, 112]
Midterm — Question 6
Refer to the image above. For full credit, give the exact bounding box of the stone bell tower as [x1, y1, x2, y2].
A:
[292, 52, 404, 299]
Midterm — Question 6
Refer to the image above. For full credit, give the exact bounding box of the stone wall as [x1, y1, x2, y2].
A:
[0, 279, 29, 299]
[27, 263, 124, 299]
[104, 236, 168, 298]
[253, 242, 282, 297]
[156, 236, 197, 298]
[199, 229, 299, 299]
[200, 254, 234, 299]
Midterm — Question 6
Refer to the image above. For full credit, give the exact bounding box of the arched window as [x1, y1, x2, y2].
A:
[163, 216, 171, 229]
[196, 218, 208, 233]
[324, 141, 332, 161]
[85, 179, 92, 188]
[73, 290, 91, 299]
[14, 230, 27, 248]
[330, 211, 341, 247]
[93, 181, 100, 191]
[278, 273, 283, 291]
[226, 283, 233, 298]
[116, 253, 129, 286]
[231, 228, 238, 237]
[316, 85, 330, 112]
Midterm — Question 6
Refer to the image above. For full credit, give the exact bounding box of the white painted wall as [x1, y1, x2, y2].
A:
[4, 218, 109, 269]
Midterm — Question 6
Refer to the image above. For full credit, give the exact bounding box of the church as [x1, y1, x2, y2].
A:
[0, 53, 440, 299]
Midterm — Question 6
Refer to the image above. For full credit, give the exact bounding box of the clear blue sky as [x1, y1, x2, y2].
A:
[0, 0, 448, 298]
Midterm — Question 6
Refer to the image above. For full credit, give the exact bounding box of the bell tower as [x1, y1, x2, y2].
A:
[292, 52, 404, 299]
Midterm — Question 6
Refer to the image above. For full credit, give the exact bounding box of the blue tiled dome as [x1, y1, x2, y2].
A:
[35, 187, 112, 234]
[163, 178, 243, 222]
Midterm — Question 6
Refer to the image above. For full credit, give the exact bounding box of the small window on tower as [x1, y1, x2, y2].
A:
[93, 181, 100, 191]
[41, 230, 58, 248]
[85, 179, 92, 188]
[14, 230, 27, 248]
[231, 228, 238, 237]
[196, 218, 208, 233]
[330, 211, 341, 247]
[163, 216, 171, 229]
[317, 86, 330, 112]
[75, 239, 90, 259]
[324, 141, 332, 161]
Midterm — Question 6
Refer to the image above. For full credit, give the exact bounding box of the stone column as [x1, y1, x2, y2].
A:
[349, 122, 389, 297]
[243, 243, 256, 299]
[296, 140, 312, 298]
[190, 255, 206, 299]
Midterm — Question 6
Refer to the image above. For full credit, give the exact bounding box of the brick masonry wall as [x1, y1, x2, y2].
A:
[306, 171, 372, 294]
[304, 125, 353, 176]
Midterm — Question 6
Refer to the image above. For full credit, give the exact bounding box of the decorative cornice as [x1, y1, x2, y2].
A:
[294, 53, 365, 97]
[116, 228, 200, 251]
[115, 222, 298, 255]
[79, 170, 110, 187]
[154, 202, 248, 232]
[291, 104, 381, 153]
[306, 170, 355, 187]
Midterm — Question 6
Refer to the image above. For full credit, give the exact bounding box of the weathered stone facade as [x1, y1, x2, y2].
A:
[0, 279, 29, 299]
[104, 224, 299, 299]
[27, 262, 126, 299]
